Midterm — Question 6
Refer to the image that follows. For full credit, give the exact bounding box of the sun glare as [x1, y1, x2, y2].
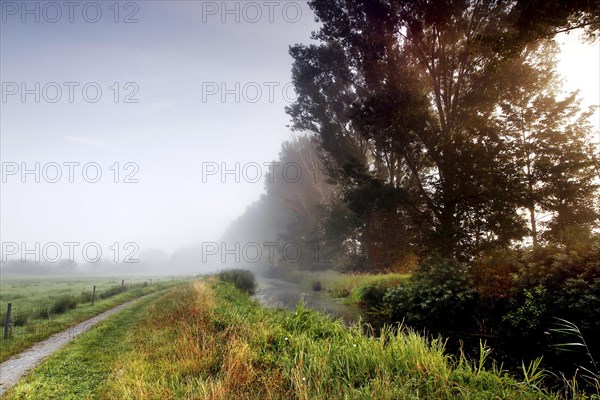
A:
[556, 31, 600, 134]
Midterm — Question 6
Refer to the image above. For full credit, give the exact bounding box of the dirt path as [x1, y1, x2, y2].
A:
[0, 297, 141, 396]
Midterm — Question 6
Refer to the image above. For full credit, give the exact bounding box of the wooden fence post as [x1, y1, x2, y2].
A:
[121, 280, 125, 290]
[92, 285, 96, 305]
[3, 303, 12, 339]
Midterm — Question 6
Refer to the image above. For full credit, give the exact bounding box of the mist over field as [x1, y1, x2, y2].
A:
[0, 1, 321, 275]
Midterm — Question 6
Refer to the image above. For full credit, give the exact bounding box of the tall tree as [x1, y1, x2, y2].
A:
[508, 0, 600, 41]
[287, 0, 599, 261]
[497, 41, 599, 247]
[288, 0, 527, 260]
[221, 136, 341, 270]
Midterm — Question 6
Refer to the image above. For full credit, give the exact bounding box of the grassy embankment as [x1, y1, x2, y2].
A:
[284, 270, 410, 304]
[0, 277, 181, 362]
[5, 278, 590, 399]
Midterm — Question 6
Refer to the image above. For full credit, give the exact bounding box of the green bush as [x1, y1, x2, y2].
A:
[384, 257, 477, 330]
[49, 295, 78, 314]
[33, 307, 50, 320]
[503, 242, 600, 340]
[12, 311, 29, 327]
[358, 283, 389, 309]
[100, 285, 125, 299]
[218, 269, 256, 295]
[79, 290, 94, 303]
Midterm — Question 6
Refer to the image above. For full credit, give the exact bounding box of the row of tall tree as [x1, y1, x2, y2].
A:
[226, 0, 599, 271]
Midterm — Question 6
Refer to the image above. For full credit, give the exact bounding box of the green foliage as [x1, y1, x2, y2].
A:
[291, 270, 410, 304]
[218, 268, 256, 295]
[384, 258, 477, 330]
[357, 281, 391, 309]
[79, 290, 94, 303]
[0, 278, 179, 362]
[502, 285, 549, 337]
[49, 295, 78, 315]
[286, 0, 599, 262]
[6, 280, 564, 399]
[470, 249, 519, 300]
[521, 357, 547, 388]
[11, 312, 29, 327]
[33, 307, 51, 320]
[99, 285, 125, 299]
[550, 318, 599, 384]
[503, 242, 600, 340]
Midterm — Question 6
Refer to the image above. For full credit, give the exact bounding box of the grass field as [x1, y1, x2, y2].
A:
[5, 279, 592, 399]
[1, 277, 146, 318]
[3, 290, 165, 399]
[0, 276, 182, 362]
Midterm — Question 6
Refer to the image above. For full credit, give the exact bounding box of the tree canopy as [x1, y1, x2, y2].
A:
[284, 0, 599, 264]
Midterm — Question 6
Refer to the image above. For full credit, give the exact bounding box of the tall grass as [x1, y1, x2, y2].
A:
[218, 269, 256, 294]
[287, 270, 410, 304]
[102, 280, 586, 399]
[551, 318, 600, 392]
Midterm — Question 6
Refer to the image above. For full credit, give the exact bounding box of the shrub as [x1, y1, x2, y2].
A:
[33, 307, 50, 320]
[12, 311, 29, 327]
[311, 280, 322, 291]
[49, 295, 77, 314]
[100, 285, 125, 299]
[502, 285, 549, 337]
[470, 249, 519, 302]
[218, 269, 256, 295]
[358, 283, 389, 309]
[79, 290, 94, 303]
[384, 257, 477, 331]
[503, 242, 600, 340]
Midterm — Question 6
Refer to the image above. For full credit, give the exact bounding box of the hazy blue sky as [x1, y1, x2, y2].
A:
[1, 1, 320, 262]
[0, 1, 598, 266]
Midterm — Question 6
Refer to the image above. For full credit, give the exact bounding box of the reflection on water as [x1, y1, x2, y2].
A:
[253, 275, 363, 325]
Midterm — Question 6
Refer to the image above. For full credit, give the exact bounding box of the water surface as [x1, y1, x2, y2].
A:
[253, 275, 362, 324]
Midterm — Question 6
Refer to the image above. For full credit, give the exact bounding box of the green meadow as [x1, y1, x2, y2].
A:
[0, 275, 181, 362]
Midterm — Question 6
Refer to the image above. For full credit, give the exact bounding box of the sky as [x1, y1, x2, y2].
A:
[0, 1, 320, 266]
[0, 1, 598, 269]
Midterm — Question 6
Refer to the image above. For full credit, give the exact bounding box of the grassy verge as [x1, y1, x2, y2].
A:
[285, 270, 410, 304]
[8, 278, 586, 399]
[0, 281, 179, 362]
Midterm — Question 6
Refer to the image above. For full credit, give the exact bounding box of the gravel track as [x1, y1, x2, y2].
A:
[0, 297, 141, 396]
